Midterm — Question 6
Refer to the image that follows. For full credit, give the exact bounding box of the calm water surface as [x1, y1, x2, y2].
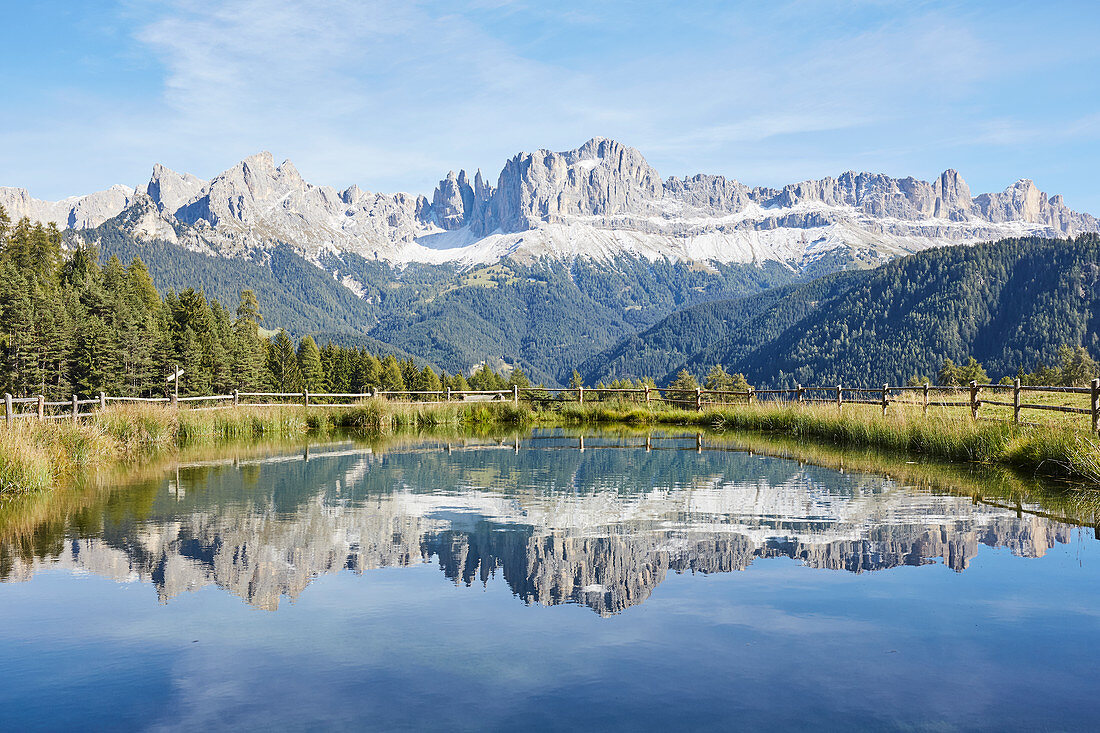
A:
[2, 430, 1099, 731]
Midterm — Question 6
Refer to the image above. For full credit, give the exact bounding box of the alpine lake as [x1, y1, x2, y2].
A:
[2, 427, 1099, 731]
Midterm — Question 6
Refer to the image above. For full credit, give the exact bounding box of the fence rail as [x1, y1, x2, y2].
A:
[2, 378, 1098, 433]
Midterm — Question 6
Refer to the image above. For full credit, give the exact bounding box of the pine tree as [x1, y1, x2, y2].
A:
[127, 257, 161, 312]
[937, 358, 960, 386]
[297, 335, 325, 391]
[268, 329, 302, 392]
[380, 354, 405, 391]
[420, 365, 442, 394]
[231, 290, 267, 391]
[704, 365, 734, 391]
[668, 369, 699, 392]
[70, 314, 113, 396]
[1058, 345, 1098, 386]
[507, 366, 530, 388]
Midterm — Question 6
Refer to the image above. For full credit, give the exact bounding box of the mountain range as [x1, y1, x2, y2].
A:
[4, 137, 1096, 271]
[2, 138, 1097, 384]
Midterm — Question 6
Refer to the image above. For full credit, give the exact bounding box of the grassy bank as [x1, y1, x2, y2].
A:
[545, 400, 1100, 484]
[2, 397, 1098, 494]
[0, 400, 530, 493]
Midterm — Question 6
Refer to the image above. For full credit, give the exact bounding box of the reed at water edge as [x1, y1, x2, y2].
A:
[1, 398, 1097, 494]
[546, 399, 1100, 484]
[0, 400, 531, 494]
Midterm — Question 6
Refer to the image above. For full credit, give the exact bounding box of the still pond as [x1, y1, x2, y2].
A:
[1, 429, 1098, 731]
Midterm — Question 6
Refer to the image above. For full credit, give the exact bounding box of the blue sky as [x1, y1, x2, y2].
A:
[2, 0, 1099, 212]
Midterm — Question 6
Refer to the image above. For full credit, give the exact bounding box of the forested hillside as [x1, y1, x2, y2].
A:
[77, 213, 807, 385]
[76, 218, 390, 342]
[0, 207, 454, 399]
[578, 271, 863, 384]
[359, 255, 800, 385]
[582, 235, 1100, 387]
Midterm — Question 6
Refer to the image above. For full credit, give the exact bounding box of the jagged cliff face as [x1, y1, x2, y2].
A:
[0, 183, 137, 229]
[3, 138, 1095, 273]
[1, 443, 1076, 615]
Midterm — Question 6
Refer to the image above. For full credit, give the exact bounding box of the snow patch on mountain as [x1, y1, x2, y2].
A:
[5, 137, 1097, 285]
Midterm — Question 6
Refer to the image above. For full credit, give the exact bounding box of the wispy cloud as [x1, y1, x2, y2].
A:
[3, 0, 1099, 211]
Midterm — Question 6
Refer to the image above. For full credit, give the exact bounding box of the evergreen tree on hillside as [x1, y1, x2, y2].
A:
[668, 369, 699, 392]
[380, 354, 405, 391]
[297, 335, 325, 391]
[507, 366, 530, 388]
[704, 364, 751, 392]
[569, 369, 584, 389]
[70, 315, 113, 395]
[268, 329, 302, 392]
[355, 352, 382, 392]
[232, 290, 268, 391]
[937, 358, 960, 386]
[958, 357, 989, 385]
[419, 365, 442, 394]
[1058, 345, 1099, 386]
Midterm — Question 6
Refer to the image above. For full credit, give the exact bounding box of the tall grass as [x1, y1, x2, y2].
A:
[547, 399, 1100, 484]
[2, 397, 1096, 494]
[0, 399, 532, 494]
[0, 420, 116, 494]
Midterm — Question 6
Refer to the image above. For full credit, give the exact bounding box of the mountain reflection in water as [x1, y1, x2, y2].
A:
[0, 432, 1083, 615]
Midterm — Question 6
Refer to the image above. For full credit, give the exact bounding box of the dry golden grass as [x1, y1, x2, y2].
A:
[546, 398, 1100, 484]
[0, 399, 532, 493]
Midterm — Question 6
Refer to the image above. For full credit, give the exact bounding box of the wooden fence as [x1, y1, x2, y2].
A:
[3, 379, 1099, 433]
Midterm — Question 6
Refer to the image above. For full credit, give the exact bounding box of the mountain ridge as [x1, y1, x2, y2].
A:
[579, 234, 1100, 386]
[3, 138, 1095, 280]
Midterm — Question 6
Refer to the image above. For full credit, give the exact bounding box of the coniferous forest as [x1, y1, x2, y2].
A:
[581, 235, 1100, 388]
[3, 202, 1098, 398]
[0, 208, 528, 399]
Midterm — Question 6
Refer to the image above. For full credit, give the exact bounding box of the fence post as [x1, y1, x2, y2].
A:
[645, 386, 651, 405]
[797, 384, 803, 404]
[513, 384, 519, 405]
[303, 389, 309, 406]
[695, 388, 702, 411]
[37, 394, 44, 421]
[99, 392, 106, 412]
[837, 385, 843, 412]
[748, 387, 755, 405]
[446, 387, 452, 402]
[233, 389, 239, 407]
[3, 393, 10, 426]
[1013, 378, 1021, 424]
[71, 394, 78, 422]
[923, 382, 929, 416]
[881, 384, 888, 416]
[1091, 378, 1099, 434]
[578, 386, 584, 404]
[969, 380, 979, 420]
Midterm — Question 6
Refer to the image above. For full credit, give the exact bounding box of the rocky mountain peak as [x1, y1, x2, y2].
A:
[432, 169, 475, 230]
[0, 183, 135, 230]
[4, 138, 1098, 271]
[174, 151, 316, 228]
[341, 184, 364, 205]
[144, 163, 206, 215]
[482, 137, 662, 234]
